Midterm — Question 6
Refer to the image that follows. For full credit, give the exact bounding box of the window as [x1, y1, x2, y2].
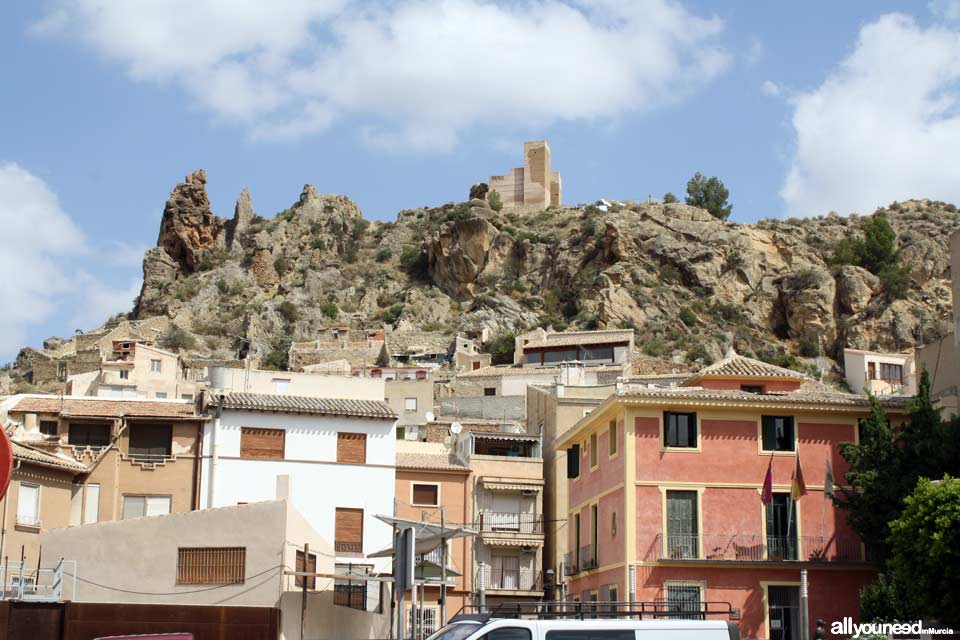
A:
[544, 349, 578, 363]
[181, 394, 193, 401]
[573, 512, 581, 568]
[150, 359, 162, 374]
[412, 483, 439, 506]
[589, 432, 598, 468]
[766, 493, 798, 560]
[483, 628, 532, 639]
[155, 392, 167, 399]
[240, 427, 285, 460]
[608, 420, 618, 457]
[867, 362, 876, 380]
[546, 631, 634, 639]
[665, 490, 698, 559]
[741, 385, 763, 394]
[84, 483, 100, 524]
[176, 547, 245, 584]
[335, 507, 364, 555]
[128, 423, 172, 461]
[665, 582, 704, 619]
[337, 432, 367, 464]
[567, 444, 580, 479]
[590, 504, 599, 566]
[295, 549, 317, 589]
[404, 397, 417, 412]
[879, 363, 903, 385]
[334, 563, 371, 610]
[473, 361, 481, 370]
[581, 346, 615, 362]
[68, 423, 110, 448]
[122, 495, 171, 519]
[16, 482, 40, 528]
[663, 412, 697, 448]
[484, 387, 496, 396]
[761, 416, 796, 452]
[272, 378, 290, 393]
[119, 369, 130, 380]
[39, 421, 58, 437]
[69, 484, 82, 526]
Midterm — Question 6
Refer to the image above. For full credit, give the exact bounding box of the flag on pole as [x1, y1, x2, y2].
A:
[791, 453, 807, 501]
[824, 456, 835, 499]
[761, 455, 773, 505]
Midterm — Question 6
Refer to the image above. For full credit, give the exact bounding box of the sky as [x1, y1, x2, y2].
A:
[2, 0, 960, 362]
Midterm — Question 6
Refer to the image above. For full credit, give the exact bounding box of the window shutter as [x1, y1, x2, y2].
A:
[16, 483, 39, 523]
[567, 445, 580, 478]
[84, 484, 100, 524]
[412, 484, 438, 506]
[122, 496, 145, 519]
[146, 496, 172, 516]
[337, 432, 367, 464]
[240, 427, 285, 460]
[177, 547, 246, 584]
[335, 508, 364, 554]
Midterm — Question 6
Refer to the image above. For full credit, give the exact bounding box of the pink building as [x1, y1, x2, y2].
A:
[555, 350, 908, 640]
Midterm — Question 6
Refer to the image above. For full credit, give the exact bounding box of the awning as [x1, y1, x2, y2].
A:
[369, 515, 478, 556]
[482, 481, 542, 492]
[473, 432, 540, 442]
[482, 538, 543, 547]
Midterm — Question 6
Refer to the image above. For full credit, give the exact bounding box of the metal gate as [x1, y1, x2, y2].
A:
[768, 585, 800, 640]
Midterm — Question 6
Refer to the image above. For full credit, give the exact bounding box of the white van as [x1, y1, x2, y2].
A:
[428, 618, 740, 640]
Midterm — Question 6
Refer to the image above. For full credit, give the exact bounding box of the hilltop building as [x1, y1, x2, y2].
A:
[489, 141, 562, 212]
[843, 348, 916, 396]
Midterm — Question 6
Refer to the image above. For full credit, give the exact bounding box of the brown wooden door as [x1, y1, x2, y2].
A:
[336, 432, 366, 464]
[9, 602, 63, 640]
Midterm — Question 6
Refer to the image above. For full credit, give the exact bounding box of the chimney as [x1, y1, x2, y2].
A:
[276, 474, 293, 502]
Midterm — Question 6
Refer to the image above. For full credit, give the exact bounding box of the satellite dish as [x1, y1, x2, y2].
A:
[424, 411, 435, 423]
[450, 422, 463, 435]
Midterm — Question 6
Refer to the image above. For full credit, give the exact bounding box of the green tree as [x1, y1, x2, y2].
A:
[160, 325, 197, 352]
[277, 300, 299, 324]
[488, 190, 503, 212]
[859, 213, 898, 274]
[483, 333, 516, 365]
[888, 475, 960, 627]
[859, 573, 913, 623]
[685, 172, 732, 220]
[663, 192, 678, 204]
[319, 302, 338, 319]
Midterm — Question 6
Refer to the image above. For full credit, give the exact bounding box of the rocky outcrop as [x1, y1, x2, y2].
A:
[225, 188, 254, 250]
[157, 170, 224, 272]
[427, 211, 501, 298]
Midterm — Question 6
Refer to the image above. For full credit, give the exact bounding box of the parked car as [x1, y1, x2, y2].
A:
[447, 619, 739, 640]
[95, 635, 194, 640]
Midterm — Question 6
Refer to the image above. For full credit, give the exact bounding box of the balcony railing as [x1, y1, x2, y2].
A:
[563, 551, 577, 576]
[580, 544, 597, 570]
[654, 533, 867, 563]
[488, 567, 542, 592]
[479, 512, 543, 535]
[335, 541, 363, 555]
[334, 584, 366, 610]
[128, 452, 172, 464]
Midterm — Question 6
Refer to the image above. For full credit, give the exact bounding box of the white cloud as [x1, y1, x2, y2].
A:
[34, 0, 731, 150]
[780, 14, 960, 216]
[0, 163, 86, 356]
[107, 241, 149, 267]
[930, 0, 960, 21]
[0, 164, 142, 359]
[761, 80, 782, 97]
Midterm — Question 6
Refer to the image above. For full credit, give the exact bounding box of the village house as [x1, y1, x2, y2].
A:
[67, 340, 203, 401]
[452, 423, 546, 607]
[288, 326, 387, 372]
[842, 348, 916, 396]
[555, 350, 909, 640]
[0, 394, 205, 568]
[197, 391, 398, 599]
[514, 328, 635, 367]
[41, 479, 391, 640]
[394, 437, 473, 635]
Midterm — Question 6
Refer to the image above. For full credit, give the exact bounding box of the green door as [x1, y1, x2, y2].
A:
[666, 491, 698, 559]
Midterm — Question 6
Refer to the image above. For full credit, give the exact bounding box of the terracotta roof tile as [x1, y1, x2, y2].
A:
[620, 384, 910, 409]
[12, 441, 88, 472]
[396, 452, 469, 471]
[458, 363, 626, 378]
[522, 330, 634, 350]
[10, 396, 198, 418]
[220, 392, 397, 419]
[687, 350, 805, 381]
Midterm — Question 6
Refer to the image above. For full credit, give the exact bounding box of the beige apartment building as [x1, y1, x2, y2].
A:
[1, 395, 205, 563]
[843, 348, 917, 395]
[489, 141, 562, 212]
[68, 340, 203, 400]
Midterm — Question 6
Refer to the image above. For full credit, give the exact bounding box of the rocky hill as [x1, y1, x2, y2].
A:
[9, 169, 960, 389]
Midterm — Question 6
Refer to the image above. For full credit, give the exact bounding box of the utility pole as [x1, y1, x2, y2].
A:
[440, 506, 447, 626]
[800, 570, 810, 640]
[300, 542, 309, 640]
[478, 561, 486, 613]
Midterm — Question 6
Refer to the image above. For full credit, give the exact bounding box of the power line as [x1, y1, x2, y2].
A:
[64, 564, 287, 596]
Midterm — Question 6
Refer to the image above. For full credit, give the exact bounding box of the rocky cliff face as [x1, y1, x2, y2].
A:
[52, 172, 960, 379]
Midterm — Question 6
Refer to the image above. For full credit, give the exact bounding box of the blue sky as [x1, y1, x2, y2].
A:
[2, 0, 960, 362]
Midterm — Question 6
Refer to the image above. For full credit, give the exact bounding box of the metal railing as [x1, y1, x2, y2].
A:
[487, 567, 542, 592]
[479, 512, 543, 535]
[0, 560, 75, 601]
[457, 600, 740, 621]
[334, 584, 367, 610]
[654, 533, 867, 562]
[127, 452, 172, 463]
[579, 544, 597, 570]
[335, 541, 363, 554]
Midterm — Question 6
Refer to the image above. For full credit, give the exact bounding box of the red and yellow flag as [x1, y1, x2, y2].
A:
[790, 453, 807, 501]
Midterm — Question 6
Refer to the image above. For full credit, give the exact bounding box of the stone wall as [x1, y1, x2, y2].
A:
[488, 141, 561, 212]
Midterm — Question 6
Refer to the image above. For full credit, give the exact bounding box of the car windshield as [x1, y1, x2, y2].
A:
[425, 622, 482, 640]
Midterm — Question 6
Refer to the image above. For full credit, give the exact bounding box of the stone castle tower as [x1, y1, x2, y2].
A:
[489, 141, 562, 212]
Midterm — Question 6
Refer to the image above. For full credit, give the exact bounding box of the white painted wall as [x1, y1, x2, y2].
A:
[199, 408, 397, 574]
[843, 349, 916, 395]
[209, 366, 385, 400]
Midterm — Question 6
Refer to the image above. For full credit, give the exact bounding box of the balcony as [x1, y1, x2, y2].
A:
[579, 544, 597, 571]
[479, 512, 543, 536]
[486, 566, 543, 593]
[335, 540, 363, 555]
[653, 533, 868, 563]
